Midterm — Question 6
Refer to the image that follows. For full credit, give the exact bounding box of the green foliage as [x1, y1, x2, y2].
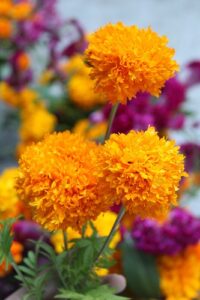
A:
[56, 285, 129, 300]
[15, 241, 53, 300]
[121, 240, 161, 299]
[0, 218, 16, 268]
[11, 222, 121, 300]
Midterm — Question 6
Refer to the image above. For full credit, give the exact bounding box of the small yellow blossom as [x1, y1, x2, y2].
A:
[73, 119, 107, 140]
[51, 211, 120, 253]
[0, 168, 25, 219]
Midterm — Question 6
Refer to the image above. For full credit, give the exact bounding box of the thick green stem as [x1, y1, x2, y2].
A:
[94, 206, 126, 263]
[63, 230, 68, 251]
[103, 102, 119, 142]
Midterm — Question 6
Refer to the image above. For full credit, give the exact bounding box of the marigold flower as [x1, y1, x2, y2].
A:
[158, 244, 200, 300]
[0, 82, 18, 106]
[0, 18, 12, 39]
[11, 2, 33, 21]
[85, 22, 178, 104]
[0, 168, 26, 219]
[97, 127, 186, 219]
[16, 132, 113, 231]
[66, 55, 106, 109]
[19, 104, 56, 143]
[0, 241, 23, 277]
[0, 1, 12, 17]
[16, 52, 30, 71]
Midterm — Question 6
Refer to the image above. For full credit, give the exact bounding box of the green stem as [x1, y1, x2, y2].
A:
[103, 102, 119, 142]
[63, 230, 68, 251]
[94, 206, 126, 263]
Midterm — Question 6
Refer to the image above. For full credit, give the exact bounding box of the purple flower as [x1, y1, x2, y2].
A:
[180, 142, 200, 172]
[185, 61, 200, 87]
[131, 208, 200, 255]
[163, 77, 186, 111]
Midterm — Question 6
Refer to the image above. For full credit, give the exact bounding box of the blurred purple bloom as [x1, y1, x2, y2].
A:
[131, 207, 200, 255]
[185, 61, 200, 87]
[180, 142, 200, 172]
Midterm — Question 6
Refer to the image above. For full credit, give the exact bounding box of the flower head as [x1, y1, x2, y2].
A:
[158, 244, 200, 300]
[0, 168, 26, 219]
[66, 55, 106, 109]
[97, 127, 186, 219]
[11, 2, 33, 21]
[85, 22, 178, 104]
[0, 18, 12, 39]
[16, 132, 113, 231]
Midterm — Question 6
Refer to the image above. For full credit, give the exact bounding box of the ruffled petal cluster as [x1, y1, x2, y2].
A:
[158, 244, 200, 300]
[96, 127, 186, 219]
[85, 22, 179, 104]
[16, 132, 113, 231]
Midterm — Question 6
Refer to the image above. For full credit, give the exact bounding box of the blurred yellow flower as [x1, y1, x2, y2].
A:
[0, 1, 12, 17]
[51, 211, 120, 253]
[17, 52, 30, 71]
[19, 104, 56, 143]
[96, 127, 186, 220]
[158, 244, 200, 300]
[0, 168, 25, 219]
[66, 55, 106, 109]
[73, 119, 107, 140]
[85, 22, 178, 104]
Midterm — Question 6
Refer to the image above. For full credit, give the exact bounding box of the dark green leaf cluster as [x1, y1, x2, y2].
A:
[10, 222, 127, 300]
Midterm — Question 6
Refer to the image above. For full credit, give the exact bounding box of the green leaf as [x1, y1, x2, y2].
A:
[121, 241, 161, 298]
[55, 286, 129, 300]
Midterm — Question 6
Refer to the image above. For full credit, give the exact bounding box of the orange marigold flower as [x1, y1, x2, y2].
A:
[97, 127, 186, 219]
[158, 244, 200, 300]
[0, 241, 23, 277]
[0, 18, 12, 39]
[85, 22, 179, 104]
[0, 1, 12, 17]
[11, 2, 33, 21]
[16, 132, 113, 231]
[17, 52, 30, 71]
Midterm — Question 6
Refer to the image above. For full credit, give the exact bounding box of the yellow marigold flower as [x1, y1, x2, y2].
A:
[51, 211, 120, 254]
[0, 83, 37, 108]
[0, 18, 13, 39]
[158, 244, 200, 300]
[19, 104, 56, 143]
[17, 52, 30, 71]
[97, 127, 186, 219]
[0, 82, 18, 106]
[16, 132, 113, 231]
[39, 69, 55, 85]
[85, 22, 179, 104]
[0, 241, 23, 277]
[68, 74, 105, 109]
[11, 2, 33, 20]
[66, 55, 106, 109]
[0, 168, 25, 219]
[73, 119, 107, 140]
